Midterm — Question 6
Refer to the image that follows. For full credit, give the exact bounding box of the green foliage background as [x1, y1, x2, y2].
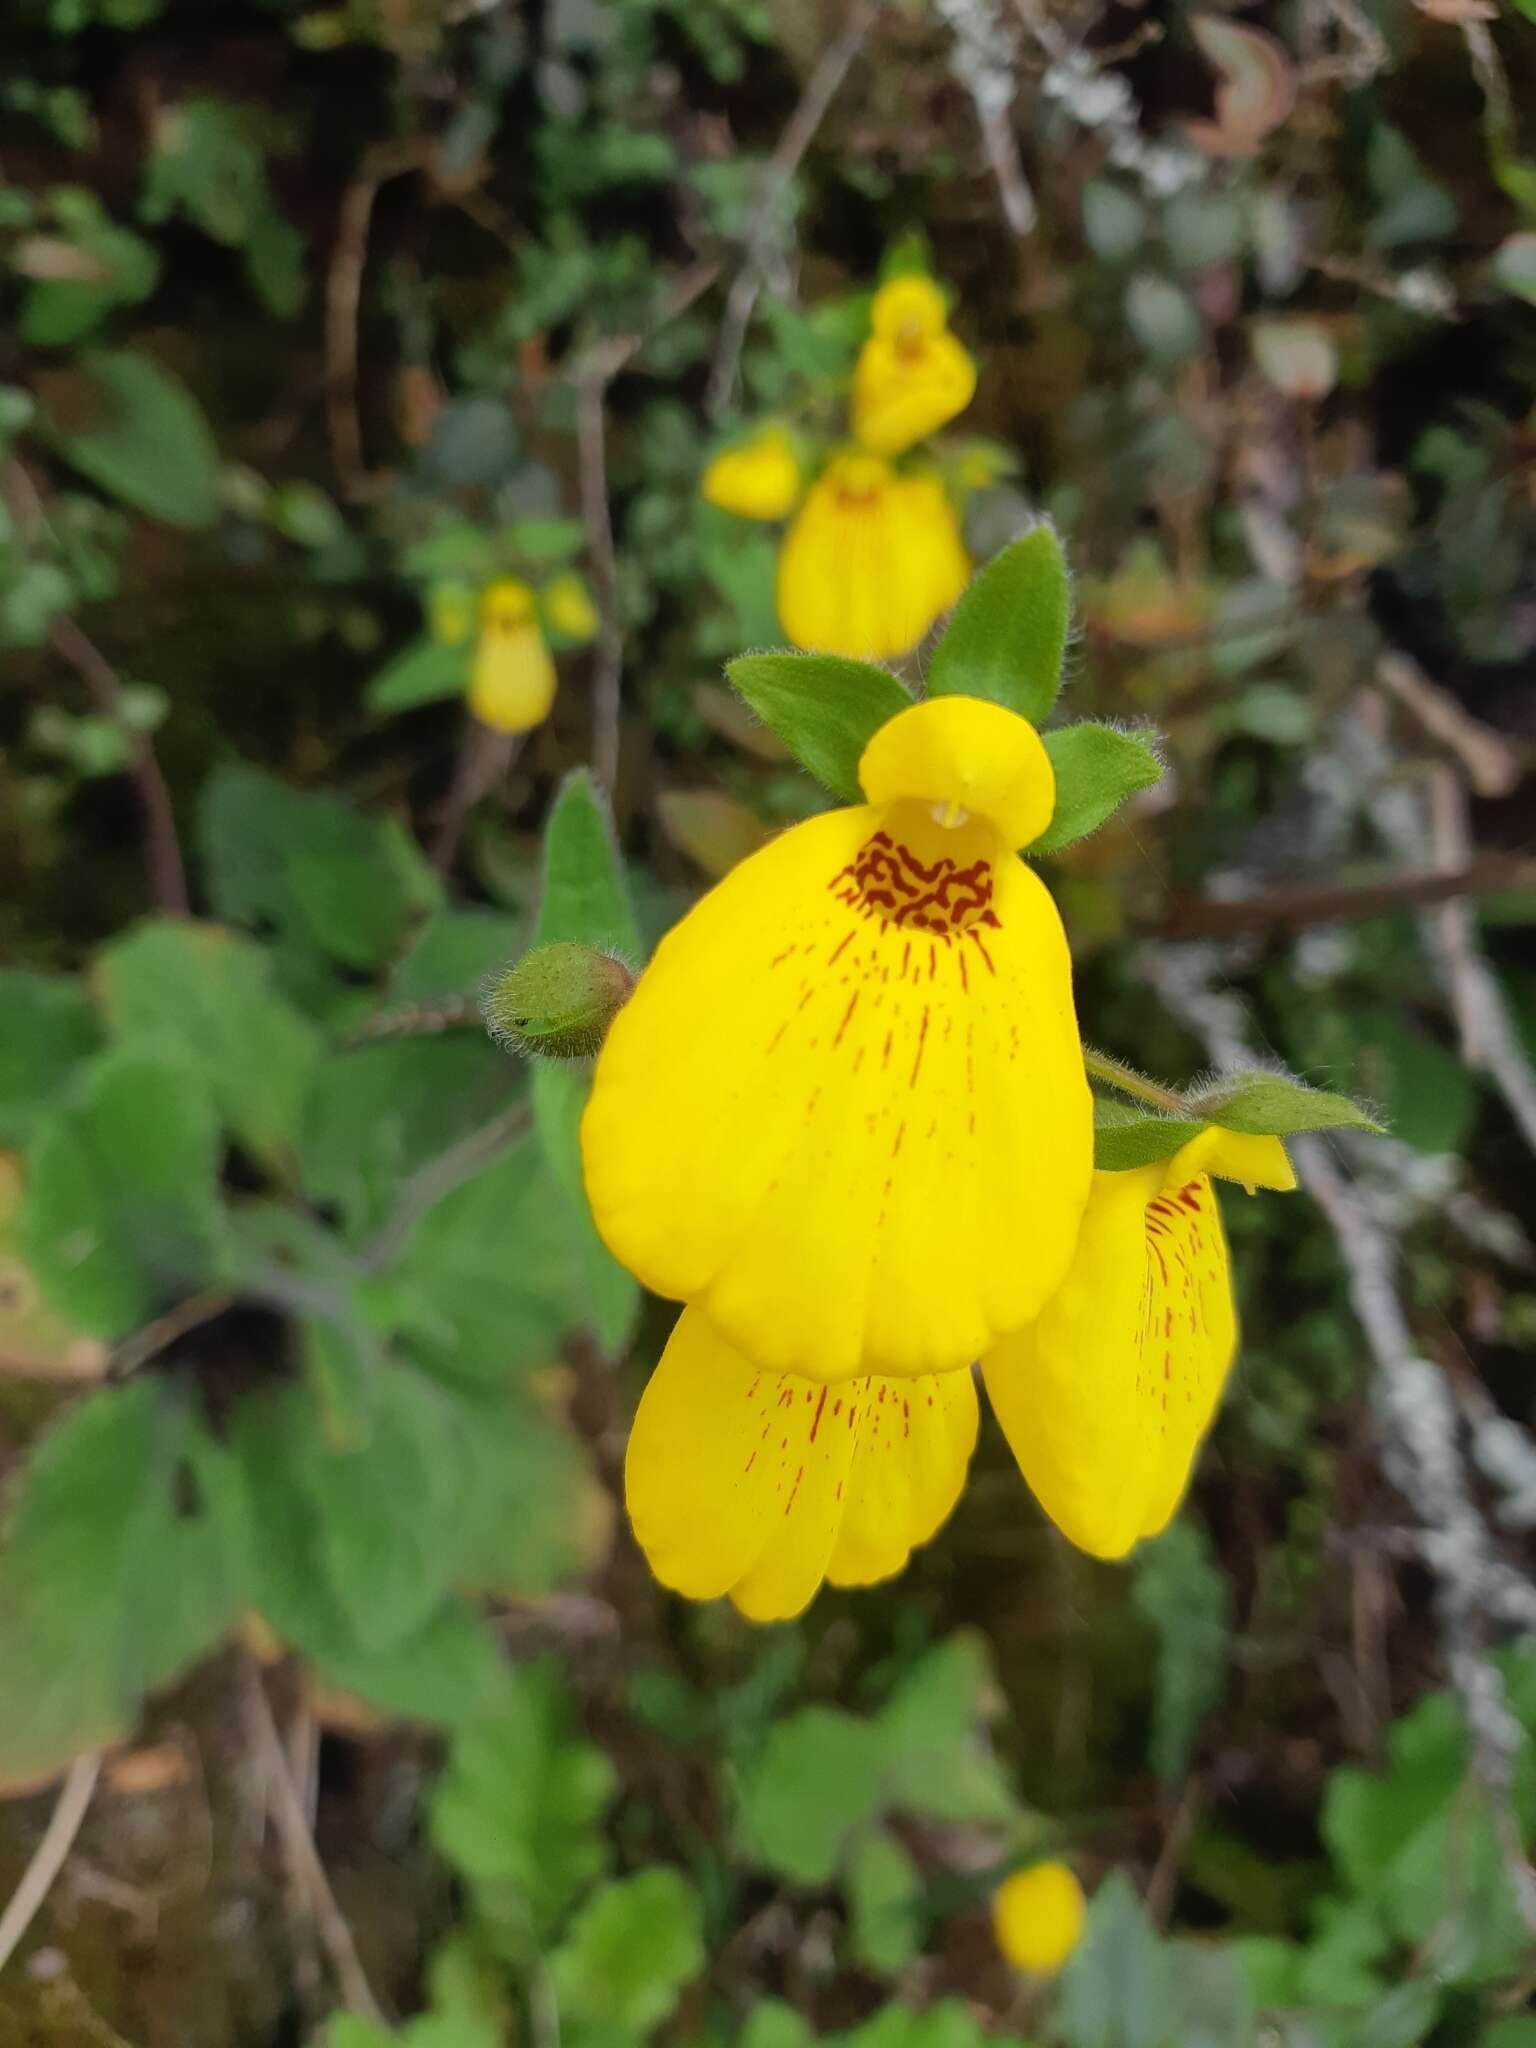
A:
[1, 0, 1536, 2043]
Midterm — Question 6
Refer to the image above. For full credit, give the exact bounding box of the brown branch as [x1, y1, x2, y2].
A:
[1376, 651, 1527, 799]
[1155, 852, 1536, 940]
[49, 616, 189, 916]
[0, 1752, 102, 1974]
[704, 0, 883, 420]
[240, 1666, 385, 2025]
[325, 139, 432, 497]
[572, 262, 718, 797]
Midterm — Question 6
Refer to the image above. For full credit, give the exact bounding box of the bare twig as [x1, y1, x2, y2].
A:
[345, 994, 481, 1045]
[1156, 852, 1536, 941]
[430, 721, 520, 873]
[107, 1287, 236, 1383]
[1140, 943, 1536, 1933]
[46, 615, 190, 915]
[361, 1098, 532, 1274]
[0, 1752, 102, 1975]
[704, 0, 882, 420]
[575, 372, 624, 796]
[571, 261, 719, 797]
[937, 0, 1036, 237]
[325, 139, 432, 496]
[240, 1668, 385, 2024]
[1375, 651, 1527, 799]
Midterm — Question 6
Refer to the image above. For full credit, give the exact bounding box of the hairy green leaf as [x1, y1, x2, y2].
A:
[1031, 723, 1163, 855]
[726, 652, 912, 802]
[927, 526, 1070, 723]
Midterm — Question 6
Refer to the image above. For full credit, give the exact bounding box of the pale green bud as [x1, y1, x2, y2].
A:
[482, 942, 635, 1060]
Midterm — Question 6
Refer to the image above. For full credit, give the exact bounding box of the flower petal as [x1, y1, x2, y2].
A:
[777, 454, 969, 660]
[983, 1165, 1238, 1558]
[583, 806, 1092, 1380]
[826, 1367, 978, 1586]
[853, 327, 977, 456]
[468, 619, 557, 733]
[701, 427, 803, 521]
[624, 1308, 978, 1621]
[859, 695, 1054, 850]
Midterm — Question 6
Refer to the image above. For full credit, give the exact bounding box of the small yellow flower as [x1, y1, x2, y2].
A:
[983, 1128, 1296, 1559]
[701, 425, 803, 522]
[992, 1862, 1087, 1975]
[467, 578, 557, 735]
[542, 572, 599, 642]
[581, 694, 1093, 1383]
[853, 276, 977, 457]
[625, 1306, 978, 1621]
[776, 452, 970, 660]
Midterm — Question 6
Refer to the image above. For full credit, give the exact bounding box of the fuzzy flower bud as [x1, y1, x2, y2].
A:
[482, 943, 635, 1060]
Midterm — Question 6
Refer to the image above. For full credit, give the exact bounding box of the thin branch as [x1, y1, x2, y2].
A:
[1375, 651, 1527, 799]
[430, 721, 520, 873]
[937, 0, 1037, 237]
[1155, 852, 1536, 941]
[575, 372, 624, 796]
[704, 0, 882, 420]
[0, 1751, 102, 1974]
[1139, 943, 1536, 1933]
[361, 1099, 532, 1274]
[325, 139, 432, 497]
[106, 1287, 236, 1383]
[571, 261, 719, 798]
[45, 614, 189, 917]
[240, 1667, 385, 2025]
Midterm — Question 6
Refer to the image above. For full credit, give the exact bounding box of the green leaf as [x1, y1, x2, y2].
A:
[1187, 1071, 1385, 1138]
[198, 763, 442, 972]
[739, 1706, 888, 1885]
[36, 348, 221, 527]
[927, 527, 1071, 724]
[1081, 179, 1146, 264]
[366, 638, 468, 715]
[294, 1359, 480, 1651]
[430, 1658, 617, 1935]
[726, 652, 912, 804]
[0, 1383, 241, 1784]
[533, 1061, 640, 1355]
[549, 1867, 706, 2032]
[1030, 723, 1163, 855]
[847, 1829, 923, 1974]
[226, 1386, 513, 1726]
[21, 1041, 228, 1338]
[98, 918, 321, 1170]
[1124, 274, 1203, 365]
[1057, 1872, 1172, 2048]
[0, 969, 100, 1146]
[878, 1634, 1015, 1823]
[531, 768, 642, 960]
[393, 1138, 589, 1384]
[21, 209, 158, 348]
[1091, 1105, 1205, 1173]
[508, 515, 586, 563]
[1131, 1521, 1229, 1785]
[740, 2003, 815, 2048]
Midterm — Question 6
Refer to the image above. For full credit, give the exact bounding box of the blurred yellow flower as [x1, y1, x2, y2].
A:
[467, 578, 557, 735]
[701, 424, 803, 521]
[983, 1128, 1296, 1559]
[777, 452, 969, 659]
[542, 572, 599, 641]
[992, 1862, 1087, 1975]
[853, 275, 977, 457]
[625, 1306, 978, 1621]
[582, 694, 1093, 1382]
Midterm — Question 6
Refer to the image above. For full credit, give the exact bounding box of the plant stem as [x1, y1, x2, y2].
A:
[1082, 1046, 1187, 1116]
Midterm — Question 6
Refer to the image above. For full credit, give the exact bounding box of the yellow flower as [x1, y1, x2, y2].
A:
[992, 1862, 1087, 1975]
[581, 694, 1094, 1382]
[701, 425, 803, 521]
[852, 276, 977, 457]
[542, 572, 598, 642]
[625, 1306, 978, 1621]
[467, 578, 557, 735]
[983, 1128, 1296, 1559]
[776, 453, 970, 660]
